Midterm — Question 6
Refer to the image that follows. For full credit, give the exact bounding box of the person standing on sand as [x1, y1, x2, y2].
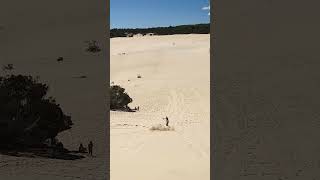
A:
[79, 143, 83, 152]
[88, 141, 93, 156]
[163, 116, 169, 126]
[79, 143, 85, 153]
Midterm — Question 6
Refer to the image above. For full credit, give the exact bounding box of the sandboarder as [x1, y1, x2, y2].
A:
[88, 141, 93, 156]
[163, 116, 169, 126]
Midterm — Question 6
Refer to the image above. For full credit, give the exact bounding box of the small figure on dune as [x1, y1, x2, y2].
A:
[134, 106, 140, 111]
[88, 141, 93, 156]
[56, 142, 64, 152]
[79, 143, 86, 153]
[163, 116, 169, 126]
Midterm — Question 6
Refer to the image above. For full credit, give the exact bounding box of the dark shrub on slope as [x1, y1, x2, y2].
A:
[0, 75, 73, 147]
[110, 85, 132, 111]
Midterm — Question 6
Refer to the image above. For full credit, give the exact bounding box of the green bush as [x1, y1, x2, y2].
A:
[0, 75, 73, 147]
[110, 85, 132, 110]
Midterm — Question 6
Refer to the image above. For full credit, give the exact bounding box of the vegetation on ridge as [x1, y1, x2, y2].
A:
[111, 23, 210, 38]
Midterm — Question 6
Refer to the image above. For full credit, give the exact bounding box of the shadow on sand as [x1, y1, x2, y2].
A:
[0, 146, 86, 160]
[110, 107, 138, 112]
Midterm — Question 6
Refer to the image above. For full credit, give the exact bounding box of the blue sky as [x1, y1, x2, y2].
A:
[111, 0, 210, 29]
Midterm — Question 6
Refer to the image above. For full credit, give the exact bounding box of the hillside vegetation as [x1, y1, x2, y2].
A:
[111, 24, 210, 38]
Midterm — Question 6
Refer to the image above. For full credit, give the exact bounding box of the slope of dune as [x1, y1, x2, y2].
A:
[111, 34, 210, 180]
[0, 1, 107, 179]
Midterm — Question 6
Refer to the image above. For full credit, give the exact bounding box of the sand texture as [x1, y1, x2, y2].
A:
[111, 34, 210, 180]
[213, 1, 320, 179]
[0, 1, 108, 179]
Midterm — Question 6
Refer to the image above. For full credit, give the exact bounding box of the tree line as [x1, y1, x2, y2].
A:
[111, 23, 210, 38]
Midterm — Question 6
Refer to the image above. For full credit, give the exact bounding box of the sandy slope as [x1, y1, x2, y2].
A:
[111, 34, 210, 180]
[0, 1, 107, 179]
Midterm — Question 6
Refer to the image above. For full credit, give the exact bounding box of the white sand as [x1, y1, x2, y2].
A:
[111, 34, 210, 180]
[0, 1, 107, 179]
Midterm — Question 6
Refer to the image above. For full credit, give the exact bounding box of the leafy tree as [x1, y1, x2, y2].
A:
[110, 85, 132, 110]
[0, 75, 73, 147]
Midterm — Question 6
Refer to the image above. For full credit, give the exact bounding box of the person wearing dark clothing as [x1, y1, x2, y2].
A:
[164, 116, 169, 126]
[88, 141, 93, 156]
[79, 143, 85, 153]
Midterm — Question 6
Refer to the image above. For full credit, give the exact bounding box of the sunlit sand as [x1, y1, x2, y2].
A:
[111, 34, 210, 180]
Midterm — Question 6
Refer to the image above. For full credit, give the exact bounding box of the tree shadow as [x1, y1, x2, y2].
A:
[110, 107, 137, 112]
[0, 147, 85, 160]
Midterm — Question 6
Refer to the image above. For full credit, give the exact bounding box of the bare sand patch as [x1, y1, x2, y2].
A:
[111, 34, 210, 180]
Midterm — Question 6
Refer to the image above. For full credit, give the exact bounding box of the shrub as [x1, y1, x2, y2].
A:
[2, 64, 14, 71]
[85, 40, 101, 53]
[0, 75, 73, 147]
[57, 57, 64, 62]
[110, 85, 132, 110]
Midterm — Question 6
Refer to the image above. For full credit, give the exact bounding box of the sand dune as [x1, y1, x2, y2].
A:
[111, 34, 210, 180]
[0, 1, 107, 179]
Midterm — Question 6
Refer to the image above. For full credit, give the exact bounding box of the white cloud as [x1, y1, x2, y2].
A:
[202, 4, 210, 16]
[202, 6, 210, 10]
